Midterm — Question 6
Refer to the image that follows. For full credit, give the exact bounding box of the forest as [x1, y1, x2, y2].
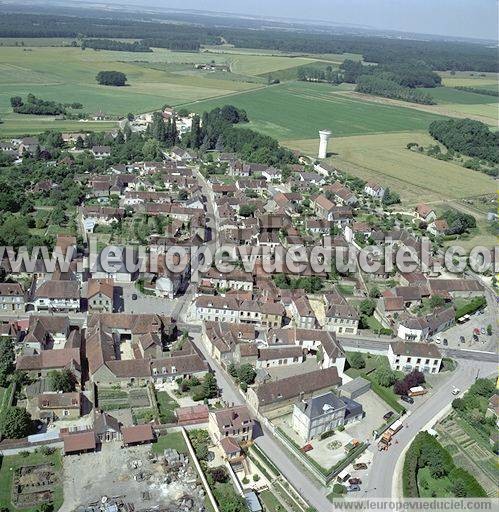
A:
[428, 119, 499, 164]
[0, 12, 497, 71]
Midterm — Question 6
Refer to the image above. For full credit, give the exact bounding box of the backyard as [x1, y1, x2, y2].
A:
[0, 448, 63, 511]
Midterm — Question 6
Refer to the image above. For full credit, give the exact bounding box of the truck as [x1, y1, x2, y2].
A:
[377, 420, 404, 451]
[408, 386, 427, 397]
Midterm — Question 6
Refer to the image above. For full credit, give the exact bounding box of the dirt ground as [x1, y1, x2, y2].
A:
[60, 442, 203, 512]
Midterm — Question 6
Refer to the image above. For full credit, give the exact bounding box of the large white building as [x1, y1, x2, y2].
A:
[387, 341, 442, 374]
[292, 391, 363, 442]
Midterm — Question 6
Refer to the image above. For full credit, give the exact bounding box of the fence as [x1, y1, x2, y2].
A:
[273, 425, 369, 485]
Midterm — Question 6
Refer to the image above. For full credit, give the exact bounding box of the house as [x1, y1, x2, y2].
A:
[292, 391, 364, 442]
[86, 313, 175, 384]
[91, 146, 111, 159]
[428, 219, 449, 236]
[325, 182, 358, 206]
[202, 321, 257, 364]
[364, 181, 385, 200]
[35, 392, 81, 421]
[290, 295, 317, 329]
[16, 347, 82, 383]
[32, 279, 80, 312]
[150, 354, 208, 384]
[24, 315, 70, 352]
[388, 341, 442, 374]
[138, 332, 163, 359]
[201, 268, 253, 292]
[256, 346, 304, 369]
[397, 306, 455, 341]
[209, 405, 253, 444]
[247, 366, 342, 413]
[0, 283, 25, 312]
[415, 204, 436, 223]
[323, 291, 359, 335]
[268, 328, 346, 376]
[312, 194, 336, 221]
[306, 219, 331, 236]
[94, 410, 121, 442]
[261, 167, 282, 181]
[428, 279, 484, 298]
[87, 278, 114, 313]
[195, 295, 284, 328]
[344, 221, 373, 243]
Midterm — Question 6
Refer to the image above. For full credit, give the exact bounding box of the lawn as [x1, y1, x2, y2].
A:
[417, 466, 453, 497]
[345, 353, 405, 413]
[0, 449, 63, 511]
[260, 490, 286, 512]
[152, 431, 188, 455]
[186, 81, 448, 140]
[156, 391, 178, 424]
[285, 131, 495, 204]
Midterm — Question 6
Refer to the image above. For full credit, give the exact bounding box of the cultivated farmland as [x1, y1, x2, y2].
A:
[186, 81, 449, 140]
[284, 131, 495, 204]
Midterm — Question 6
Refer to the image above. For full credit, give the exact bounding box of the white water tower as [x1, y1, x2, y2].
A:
[318, 129, 331, 159]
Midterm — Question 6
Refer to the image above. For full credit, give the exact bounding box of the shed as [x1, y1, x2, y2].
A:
[244, 491, 263, 512]
[121, 424, 155, 446]
[63, 430, 97, 455]
[338, 377, 371, 399]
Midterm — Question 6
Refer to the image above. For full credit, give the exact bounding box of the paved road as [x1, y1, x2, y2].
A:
[365, 357, 497, 498]
[189, 333, 332, 511]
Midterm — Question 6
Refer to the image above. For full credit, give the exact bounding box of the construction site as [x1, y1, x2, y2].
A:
[61, 442, 206, 512]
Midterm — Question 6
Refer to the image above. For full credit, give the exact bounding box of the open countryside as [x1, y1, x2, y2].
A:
[284, 132, 494, 203]
[187, 81, 449, 139]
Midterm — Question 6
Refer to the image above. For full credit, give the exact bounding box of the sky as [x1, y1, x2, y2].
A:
[119, 0, 498, 41]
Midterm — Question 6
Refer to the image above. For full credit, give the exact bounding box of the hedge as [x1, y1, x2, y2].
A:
[403, 432, 487, 498]
[449, 467, 487, 497]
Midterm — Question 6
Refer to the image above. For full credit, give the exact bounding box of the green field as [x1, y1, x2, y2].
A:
[425, 86, 497, 105]
[0, 449, 63, 511]
[0, 45, 332, 136]
[439, 71, 498, 88]
[285, 131, 495, 203]
[187, 81, 449, 139]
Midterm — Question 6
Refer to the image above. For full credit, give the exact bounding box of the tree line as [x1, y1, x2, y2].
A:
[339, 59, 441, 104]
[0, 12, 496, 71]
[453, 86, 498, 97]
[428, 118, 499, 164]
[82, 38, 152, 52]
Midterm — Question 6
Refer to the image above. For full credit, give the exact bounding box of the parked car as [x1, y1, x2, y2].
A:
[480, 327, 486, 335]
[443, 339, 448, 346]
[400, 395, 414, 404]
[472, 334, 479, 342]
[383, 411, 394, 421]
[353, 463, 368, 470]
[349, 478, 362, 485]
[131, 293, 137, 300]
[459, 335, 465, 343]
[452, 387, 460, 396]
[347, 484, 361, 492]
